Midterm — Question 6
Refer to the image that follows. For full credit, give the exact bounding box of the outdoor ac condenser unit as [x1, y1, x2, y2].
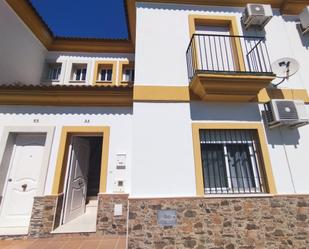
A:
[264, 99, 309, 128]
[242, 4, 273, 30]
[299, 6, 309, 35]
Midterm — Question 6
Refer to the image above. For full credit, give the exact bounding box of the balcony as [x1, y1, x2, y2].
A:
[186, 34, 275, 102]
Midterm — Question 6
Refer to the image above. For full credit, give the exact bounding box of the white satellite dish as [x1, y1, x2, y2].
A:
[271, 57, 300, 79]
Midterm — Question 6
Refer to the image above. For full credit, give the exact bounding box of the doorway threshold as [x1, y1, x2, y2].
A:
[0, 226, 28, 236]
[52, 200, 97, 234]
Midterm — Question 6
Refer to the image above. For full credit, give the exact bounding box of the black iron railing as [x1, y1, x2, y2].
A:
[186, 34, 273, 80]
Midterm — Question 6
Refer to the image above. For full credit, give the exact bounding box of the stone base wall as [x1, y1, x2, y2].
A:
[28, 195, 59, 238]
[128, 195, 309, 249]
[97, 194, 129, 235]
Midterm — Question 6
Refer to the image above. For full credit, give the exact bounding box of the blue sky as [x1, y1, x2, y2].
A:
[30, 0, 128, 39]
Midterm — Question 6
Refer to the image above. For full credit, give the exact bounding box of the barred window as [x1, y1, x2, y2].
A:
[200, 129, 267, 194]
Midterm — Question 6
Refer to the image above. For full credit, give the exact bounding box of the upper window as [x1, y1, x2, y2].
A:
[119, 61, 134, 85]
[71, 63, 87, 82]
[98, 66, 113, 82]
[93, 61, 117, 85]
[122, 67, 134, 83]
[199, 129, 266, 194]
[44, 63, 62, 81]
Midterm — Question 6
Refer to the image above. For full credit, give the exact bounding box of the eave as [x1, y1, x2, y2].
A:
[6, 0, 309, 55]
[0, 85, 133, 107]
[135, 0, 309, 15]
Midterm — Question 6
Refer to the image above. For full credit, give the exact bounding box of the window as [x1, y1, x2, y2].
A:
[119, 61, 134, 85]
[122, 68, 134, 82]
[46, 63, 61, 81]
[98, 67, 113, 82]
[93, 61, 117, 85]
[71, 64, 87, 82]
[200, 129, 266, 194]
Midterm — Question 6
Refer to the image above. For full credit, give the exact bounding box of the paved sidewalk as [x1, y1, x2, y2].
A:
[0, 236, 126, 249]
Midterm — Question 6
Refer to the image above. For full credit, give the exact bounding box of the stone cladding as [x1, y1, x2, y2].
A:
[97, 194, 129, 235]
[128, 195, 309, 249]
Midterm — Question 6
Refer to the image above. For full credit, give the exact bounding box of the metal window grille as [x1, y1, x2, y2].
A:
[199, 129, 267, 194]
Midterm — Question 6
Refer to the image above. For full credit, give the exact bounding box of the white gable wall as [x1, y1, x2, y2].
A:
[0, 1, 47, 85]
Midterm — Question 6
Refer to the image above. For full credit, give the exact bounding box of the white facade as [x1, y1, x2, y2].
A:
[132, 2, 309, 196]
[0, 1, 47, 85]
[0, 1, 308, 203]
[0, 106, 133, 195]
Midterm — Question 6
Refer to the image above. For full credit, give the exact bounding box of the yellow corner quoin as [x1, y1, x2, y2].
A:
[93, 61, 118, 85]
[133, 86, 190, 102]
[191, 123, 277, 196]
[52, 126, 110, 195]
[257, 88, 309, 103]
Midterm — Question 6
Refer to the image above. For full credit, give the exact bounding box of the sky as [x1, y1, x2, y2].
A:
[30, 0, 128, 39]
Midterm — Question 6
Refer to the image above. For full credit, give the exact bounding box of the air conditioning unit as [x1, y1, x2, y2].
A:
[242, 4, 273, 30]
[264, 99, 309, 128]
[299, 6, 309, 35]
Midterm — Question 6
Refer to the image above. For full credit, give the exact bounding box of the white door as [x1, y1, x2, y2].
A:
[0, 134, 46, 228]
[63, 136, 90, 224]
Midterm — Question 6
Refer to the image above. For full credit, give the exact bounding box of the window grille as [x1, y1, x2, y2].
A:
[200, 129, 267, 194]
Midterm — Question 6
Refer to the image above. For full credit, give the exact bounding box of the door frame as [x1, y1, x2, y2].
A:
[0, 126, 55, 199]
[52, 126, 110, 195]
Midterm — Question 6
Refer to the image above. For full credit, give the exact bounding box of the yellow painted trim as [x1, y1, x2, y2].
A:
[118, 61, 135, 86]
[188, 15, 245, 71]
[134, 86, 190, 102]
[257, 88, 309, 103]
[191, 123, 277, 196]
[93, 61, 118, 85]
[52, 126, 110, 194]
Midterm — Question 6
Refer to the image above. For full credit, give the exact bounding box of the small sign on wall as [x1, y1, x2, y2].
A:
[157, 209, 177, 227]
[116, 153, 126, 169]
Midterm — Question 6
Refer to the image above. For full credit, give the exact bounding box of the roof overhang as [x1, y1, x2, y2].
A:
[5, 0, 309, 53]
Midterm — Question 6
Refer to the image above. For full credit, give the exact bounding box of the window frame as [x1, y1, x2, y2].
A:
[93, 61, 117, 85]
[201, 135, 262, 194]
[118, 61, 134, 85]
[70, 63, 88, 83]
[192, 123, 276, 196]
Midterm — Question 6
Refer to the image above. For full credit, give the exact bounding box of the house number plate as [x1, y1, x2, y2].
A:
[157, 209, 177, 227]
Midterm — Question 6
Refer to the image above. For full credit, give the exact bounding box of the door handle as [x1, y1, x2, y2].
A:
[8, 178, 12, 182]
[21, 184, 27, 191]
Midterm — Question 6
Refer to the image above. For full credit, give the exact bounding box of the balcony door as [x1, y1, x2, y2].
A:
[194, 25, 236, 72]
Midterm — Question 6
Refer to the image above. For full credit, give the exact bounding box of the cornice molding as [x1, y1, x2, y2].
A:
[0, 85, 133, 106]
[135, 0, 309, 15]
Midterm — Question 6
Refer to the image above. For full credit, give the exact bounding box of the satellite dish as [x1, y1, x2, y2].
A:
[271, 57, 300, 79]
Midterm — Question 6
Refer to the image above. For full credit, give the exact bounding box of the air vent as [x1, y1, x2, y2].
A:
[242, 4, 273, 30]
[264, 99, 309, 129]
[276, 101, 298, 120]
[249, 4, 266, 16]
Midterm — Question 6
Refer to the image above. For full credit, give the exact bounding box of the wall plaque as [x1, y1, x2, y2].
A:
[157, 209, 177, 227]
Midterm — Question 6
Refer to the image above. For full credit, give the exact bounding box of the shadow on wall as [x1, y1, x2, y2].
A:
[190, 101, 262, 122]
[0, 106, 133, 116]
[262, 111, 300, 147]
[281, 15, 309, 49]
